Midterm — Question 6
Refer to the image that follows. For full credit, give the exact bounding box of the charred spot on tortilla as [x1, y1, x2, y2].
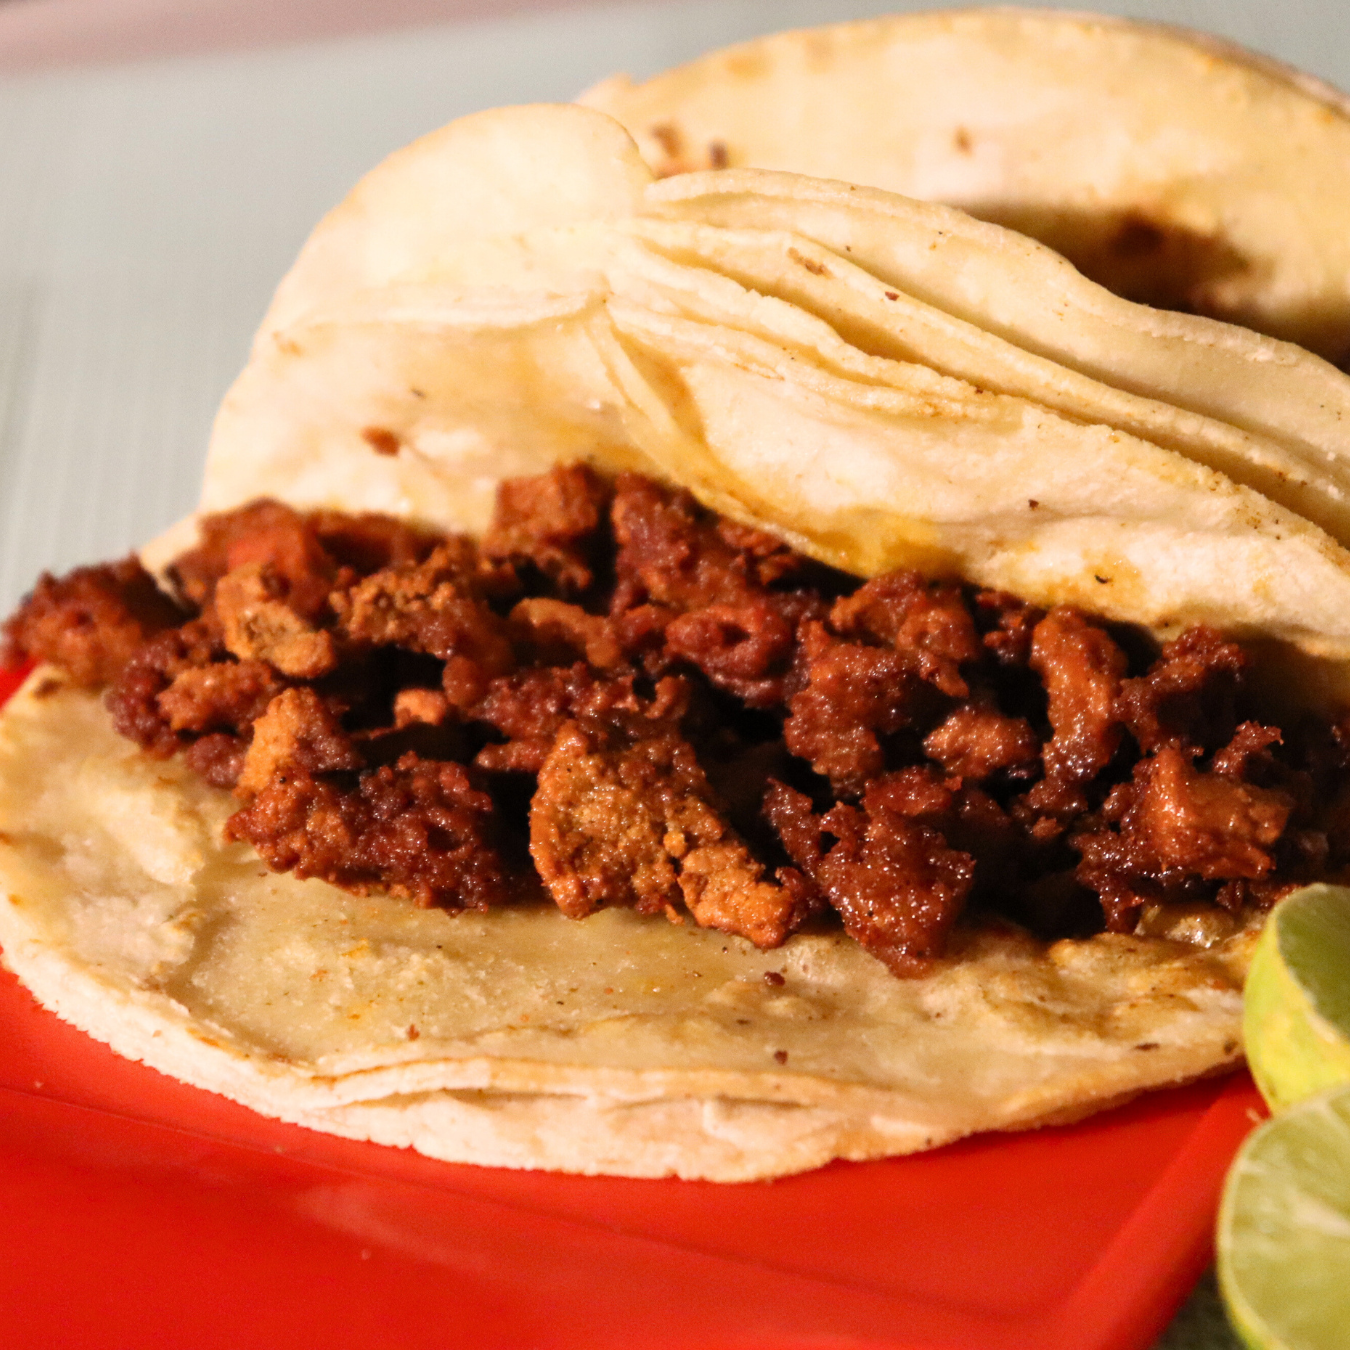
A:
[980, 205, 1255, 326]
[361, 426, 401, 457]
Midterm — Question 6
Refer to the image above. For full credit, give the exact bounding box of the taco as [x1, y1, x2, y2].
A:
[4, 87, 1350, 1181]
[580, 9, 1350, 367]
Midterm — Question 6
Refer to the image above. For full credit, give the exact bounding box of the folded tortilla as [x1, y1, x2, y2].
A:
[580, 9, 1350, 366]
[3, 39, 1350, 1178]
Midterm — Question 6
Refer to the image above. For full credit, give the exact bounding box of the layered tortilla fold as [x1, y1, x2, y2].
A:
[3, 73, 1350, 1178]
[580, 9, 1350, 366]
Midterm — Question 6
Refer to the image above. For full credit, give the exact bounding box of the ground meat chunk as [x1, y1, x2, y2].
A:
[12, 471, 1339, 974]
[1074, 746, 1293, 929]
[783, 620, 922, 793]
[664, 597, 799, 708]
[172, 500, 336, 618]
[215, 562, 337, 679]
[183, 733, 249, 789]
[923, 704, 1039, 783]
[226, 751, 510, 910]
[331, 545, 513, 708]
[975, 590, 1044, 667]
[235, 687, 362, 798]
[1117, 626, 1246, 755]
[471, 664, 686, 775]
[1133, 747, 1291, 880]
[830, 571, 981, 698]
[1211, 722, 1284, 782]
[611, 474, 760, 612]
[3, 558, 185, 687]
[481, 463, 609, 594]
[509, 598, 625, 671]
[852, 767, 1024, 899]
[764, 778, 974, 975]
[393, 687, 452, 729]
[105, 620, 243, 756]
[530, 722, 800, 947]
[712, 519, 805, 588]
[1030, 607, 1127, 784]
[156, 659, 286, 736]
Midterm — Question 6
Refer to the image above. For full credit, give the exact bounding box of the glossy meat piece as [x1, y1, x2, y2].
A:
[831, 571, 981, 698]
[923, 704, 1039, 783]
[1117, 625, 1246, 754]
[610, 473, 760, 612]
[783, 620, 921, 793]
[1074, 746, 1292, 929]
[1030, 608, 1127, 785]
[472, 663, 686, 775]
[531, 721, 800, 947]
[2, 557, 185, 687]
[331, 544, 513, 709]
[482, 463, 609, 594]
[226, 751, 510, 910]
[764, 778, 974, 975]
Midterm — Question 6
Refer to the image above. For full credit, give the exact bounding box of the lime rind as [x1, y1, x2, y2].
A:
[1244, 885, 1350, 1114]
[1218, 1083, 1350, 1350]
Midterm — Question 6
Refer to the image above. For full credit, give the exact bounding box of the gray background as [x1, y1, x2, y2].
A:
[1, 4, 1340, 1344]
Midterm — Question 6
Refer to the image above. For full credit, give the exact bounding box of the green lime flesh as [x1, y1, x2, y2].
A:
[1218, 1084, 1350, 1350]
[1245, 885, 1350, 1114]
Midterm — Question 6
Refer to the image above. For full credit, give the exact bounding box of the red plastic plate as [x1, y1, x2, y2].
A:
[0, 663, 1261, 1349]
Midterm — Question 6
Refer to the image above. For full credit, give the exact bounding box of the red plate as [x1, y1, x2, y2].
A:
[0, 663, 1260, 1350]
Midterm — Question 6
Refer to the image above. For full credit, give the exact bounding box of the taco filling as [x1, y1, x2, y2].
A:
[7, 465, 1343, 977]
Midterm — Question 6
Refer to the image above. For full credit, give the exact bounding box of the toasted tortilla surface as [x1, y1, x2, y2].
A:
[0, 670, 1254, 1179]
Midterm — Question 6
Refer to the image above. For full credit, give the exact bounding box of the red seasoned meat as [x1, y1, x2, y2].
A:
[1074, 746, 1293, 929]
[472, 663, 686, 775]
[923, 704, 1039, 783]
[1030, 607, 1127, 785]
[3, 557, 185, 687]
[530, 721, 801, 947]
[482, 463, 609, 594]
[611, 473, 761, 612]
[11, 468, 1342, 974]
[226, 751, 510, 910]
[975, 590, 1044, 667]
[831, 571, 981, 698]
[215, 562, 337, 679]
[235, 688, 362, 798]
[783, 620, 921, 793]
[172, 500, 336, 618]
[1118, 626, 1246, 754]
[331, 544, 513, 709]
[105, 620, 279, 758]
[764, 778, 974, 975]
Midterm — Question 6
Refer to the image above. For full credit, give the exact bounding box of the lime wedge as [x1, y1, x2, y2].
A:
[1217, 1084, 1350, 1350]
[1243, 884, 1350, 1113]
